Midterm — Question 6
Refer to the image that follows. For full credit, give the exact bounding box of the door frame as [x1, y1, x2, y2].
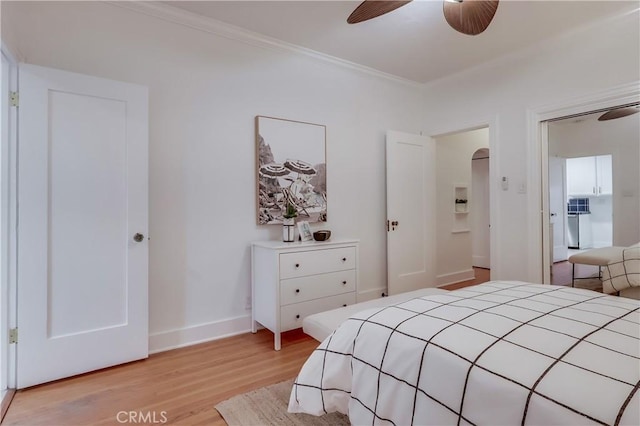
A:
[1, 42, 19, 398]
[429, 117, 499, 279]
[527, 81, 640, 284]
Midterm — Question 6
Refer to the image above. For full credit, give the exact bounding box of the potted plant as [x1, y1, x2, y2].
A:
[282, 202, 297, 242]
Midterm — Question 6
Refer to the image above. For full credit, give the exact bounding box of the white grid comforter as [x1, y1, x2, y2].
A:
[288, 281, 640, 425]
[603, 244, 640, 295]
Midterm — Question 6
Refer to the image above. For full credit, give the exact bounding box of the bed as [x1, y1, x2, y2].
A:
[602, 243, 640, 299]
[288, 281, 640, 425]
[303, 287, 448, 342]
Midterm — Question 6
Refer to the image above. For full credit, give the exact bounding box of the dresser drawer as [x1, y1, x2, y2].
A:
[280, 270, 356, 306]
[280, 292, 356, 332]
[279, 246, 356, 279]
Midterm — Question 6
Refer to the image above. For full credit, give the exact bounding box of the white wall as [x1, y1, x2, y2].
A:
[549, 114, 640, 247]
[422, 10, 640, 281]
[1, 1, 424, 351]
[2, 1, 639, 352]
[434, 129, 489, 285]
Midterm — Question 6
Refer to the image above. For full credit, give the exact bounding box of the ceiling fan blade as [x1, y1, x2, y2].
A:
[347, 0, 412, 24]
[443, 0, 499, 36]
[598, 107, 640, 121]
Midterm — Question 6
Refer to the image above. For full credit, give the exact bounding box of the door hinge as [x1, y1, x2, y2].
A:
[9, 328, 17, 344]
[10, 91, 18, 107]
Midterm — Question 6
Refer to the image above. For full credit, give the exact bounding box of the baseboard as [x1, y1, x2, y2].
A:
[436, 269, 475, 287]
[149, 315, 252, 354]
[149, 287, 396, 353]
[358, 287, 387, 302]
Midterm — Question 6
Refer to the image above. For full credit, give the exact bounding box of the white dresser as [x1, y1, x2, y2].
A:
[251, 239, 359, 350]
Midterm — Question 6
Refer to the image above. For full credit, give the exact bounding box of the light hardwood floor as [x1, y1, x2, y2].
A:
[3, 330, 318, 425]
[3, 270, 490, 425]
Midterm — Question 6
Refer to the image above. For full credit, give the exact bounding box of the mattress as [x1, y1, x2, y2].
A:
[302, 287, 448, 342]
[290, 281, 640, 425]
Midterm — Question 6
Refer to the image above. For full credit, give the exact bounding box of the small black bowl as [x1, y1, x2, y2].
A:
[313, 230, 331, 241]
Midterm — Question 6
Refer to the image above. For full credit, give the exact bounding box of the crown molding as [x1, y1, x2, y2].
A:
[106, 1, 423, 88]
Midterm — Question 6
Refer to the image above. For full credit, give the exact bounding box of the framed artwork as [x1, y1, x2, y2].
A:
[297, 221, 313, 242]
[256, 116, 327, 225]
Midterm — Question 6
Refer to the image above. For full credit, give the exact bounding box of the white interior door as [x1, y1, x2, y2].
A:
[17, 64, 148, 388]
[549, 156, 568, 262]
[386, 131, 436, 295]
[471, 157, 490, 268]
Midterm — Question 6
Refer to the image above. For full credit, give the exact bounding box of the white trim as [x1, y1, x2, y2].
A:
[107, 1, 422, 89]
[526, 81, 640, 284]
[149, 315, 253, 354]
[436, 269, 475, 287]
[1, 47, 18, 391]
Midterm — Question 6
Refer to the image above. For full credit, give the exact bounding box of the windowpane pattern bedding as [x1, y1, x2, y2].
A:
[603, 244, 640, 294]
[288, 281, 640, 425]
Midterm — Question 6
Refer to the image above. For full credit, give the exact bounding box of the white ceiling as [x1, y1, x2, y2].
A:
[163, 1, 639, 83]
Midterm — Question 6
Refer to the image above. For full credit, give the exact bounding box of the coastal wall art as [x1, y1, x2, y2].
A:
[256, 116, 327, 225]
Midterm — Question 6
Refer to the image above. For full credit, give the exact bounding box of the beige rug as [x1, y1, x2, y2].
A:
[215, 379, 349, 426]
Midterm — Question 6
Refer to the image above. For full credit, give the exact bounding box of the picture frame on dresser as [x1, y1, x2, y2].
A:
[297, 221, 313, 241]
[250, 239, 359, 350]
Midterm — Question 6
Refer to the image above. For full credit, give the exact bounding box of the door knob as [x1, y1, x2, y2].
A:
[133, 233, 145, 242]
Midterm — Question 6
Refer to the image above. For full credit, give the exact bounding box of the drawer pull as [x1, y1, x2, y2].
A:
[296, 314, 300, 319]
[342, 304, 347, 307]
[342, 257, 347, 262]
[342, 281, 347, 285]
[295, 289, 300, 293]
[295, 263, 300, 268]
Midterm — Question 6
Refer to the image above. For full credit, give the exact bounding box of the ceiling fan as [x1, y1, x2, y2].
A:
[597, 106, 639, 121]
[347, 0, 500, 36]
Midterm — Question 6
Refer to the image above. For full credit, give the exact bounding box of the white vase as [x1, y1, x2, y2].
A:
[282, 218, 295, 242]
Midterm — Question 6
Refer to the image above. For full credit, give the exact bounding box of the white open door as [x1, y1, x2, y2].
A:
[17, 64, 148, 388]
[386, 131, 436, 295]
[549, 156, 568, 262]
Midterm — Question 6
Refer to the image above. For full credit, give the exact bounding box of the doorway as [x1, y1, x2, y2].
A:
[434, 127, 491, 286]
[528, 86, 640, 284]
[546, 108, 638, 286]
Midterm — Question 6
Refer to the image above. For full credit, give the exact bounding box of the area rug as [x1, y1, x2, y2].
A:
[215, 379, 349, 426]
